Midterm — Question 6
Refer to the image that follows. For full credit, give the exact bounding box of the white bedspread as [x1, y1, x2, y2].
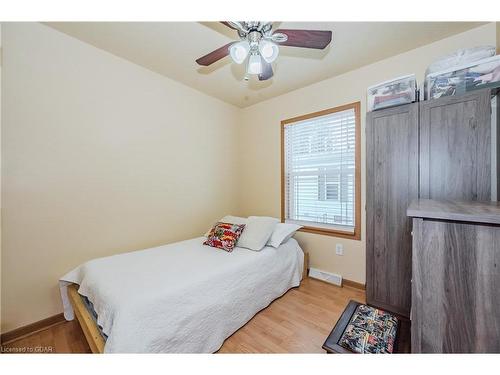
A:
[59, 237, 304, 353]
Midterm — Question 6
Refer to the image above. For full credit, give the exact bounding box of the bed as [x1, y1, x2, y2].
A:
[59, 236, 307, 353]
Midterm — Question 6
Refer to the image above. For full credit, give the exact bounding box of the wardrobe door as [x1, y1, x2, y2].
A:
[419, 89, 492, 201]
[366, 103, 418, 317]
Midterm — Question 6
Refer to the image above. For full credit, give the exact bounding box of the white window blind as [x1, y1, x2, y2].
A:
[284, 107, 356, 232]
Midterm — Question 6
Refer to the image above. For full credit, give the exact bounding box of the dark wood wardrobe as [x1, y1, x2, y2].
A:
[366, 88, 496, 318]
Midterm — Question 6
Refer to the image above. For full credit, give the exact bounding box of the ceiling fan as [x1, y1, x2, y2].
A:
[196, 22, 332, 81]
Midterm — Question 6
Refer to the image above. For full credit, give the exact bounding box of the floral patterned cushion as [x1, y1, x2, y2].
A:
[339, 304, 398, 354]
[204, 222, 246, 252]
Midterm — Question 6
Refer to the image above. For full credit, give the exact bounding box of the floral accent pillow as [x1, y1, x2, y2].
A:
[204, 222, 246, 252]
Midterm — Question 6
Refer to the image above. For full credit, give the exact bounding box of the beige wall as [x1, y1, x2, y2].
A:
[236, 23, 497, 284]
[497, 22, 500, 53]
[1, 23, 240, 332]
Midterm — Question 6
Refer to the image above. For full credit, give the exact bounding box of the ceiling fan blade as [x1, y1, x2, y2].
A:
[259, 62, 273, 81]
[220, 21, 237, 30]
[274, 29, 332, 49]
[196, 42, 234, 66]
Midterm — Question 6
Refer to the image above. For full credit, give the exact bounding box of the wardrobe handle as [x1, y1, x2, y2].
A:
[469, 117, 477, 129]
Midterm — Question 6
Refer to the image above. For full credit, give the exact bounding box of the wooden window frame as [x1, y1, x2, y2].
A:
[281, 101, 361, 240]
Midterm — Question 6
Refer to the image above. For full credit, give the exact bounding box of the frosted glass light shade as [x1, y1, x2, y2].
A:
[247, 54, 263, 75]
[259, 40, 279, 63]
[229, 41, 250, 64]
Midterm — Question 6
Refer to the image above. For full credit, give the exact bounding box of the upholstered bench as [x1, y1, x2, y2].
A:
[322, 300, 404, 354]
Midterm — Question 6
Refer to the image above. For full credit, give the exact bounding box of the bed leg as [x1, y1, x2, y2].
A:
[302, 252, 309, 280]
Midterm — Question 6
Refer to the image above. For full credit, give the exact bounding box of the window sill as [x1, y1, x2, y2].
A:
[298, 225, 361, 240]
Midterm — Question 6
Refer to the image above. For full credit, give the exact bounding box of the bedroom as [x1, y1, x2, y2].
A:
[1, 0, 500, 373]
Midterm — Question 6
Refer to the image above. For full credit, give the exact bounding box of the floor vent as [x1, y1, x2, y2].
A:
[308, 267, 343, 286]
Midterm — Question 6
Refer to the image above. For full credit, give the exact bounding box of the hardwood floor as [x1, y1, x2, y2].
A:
[219, 278, 365, 353]
[1, 278, 365, 354]
[1, 319, 91, 353]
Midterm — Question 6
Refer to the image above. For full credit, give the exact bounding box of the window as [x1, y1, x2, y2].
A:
[281, 102, 361, 239]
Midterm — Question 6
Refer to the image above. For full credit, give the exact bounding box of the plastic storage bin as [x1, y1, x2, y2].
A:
[367, 74, 417, 112]
[426, 54, 500, 100]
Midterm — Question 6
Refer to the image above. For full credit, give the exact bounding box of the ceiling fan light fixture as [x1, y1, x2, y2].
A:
[229, 41, 250, 64]
[247, 53, 263, 75]
[196, 22, 333, 82]
[259, 40, 279, 63]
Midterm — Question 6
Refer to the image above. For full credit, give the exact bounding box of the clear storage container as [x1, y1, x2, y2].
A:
[367, 74, 417, 111]
[426, 54, 500, 100]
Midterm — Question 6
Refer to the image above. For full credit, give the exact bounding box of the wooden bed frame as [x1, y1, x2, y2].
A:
[67, 251, 309, 354]
[67, 284, 105, 353]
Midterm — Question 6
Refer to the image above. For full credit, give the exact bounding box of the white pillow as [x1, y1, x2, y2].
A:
[220, 215, 248, 225]
[236, 216, 279, 251]
[267, 223, 302, 248]
[204, 215, 247, 236]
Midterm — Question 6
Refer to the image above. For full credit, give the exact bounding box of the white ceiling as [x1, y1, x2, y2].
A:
[46, 22, 485, 108]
